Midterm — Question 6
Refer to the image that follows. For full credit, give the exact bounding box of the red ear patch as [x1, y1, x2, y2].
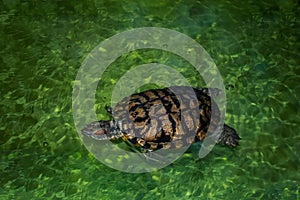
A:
[95, 129, 107, 135]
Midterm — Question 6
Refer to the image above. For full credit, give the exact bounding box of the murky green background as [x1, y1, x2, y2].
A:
[1, 0, 299, 199]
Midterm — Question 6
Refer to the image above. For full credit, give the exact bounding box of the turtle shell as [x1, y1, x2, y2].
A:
[81, 86, 240, 151]
[111, 86, 221, 150]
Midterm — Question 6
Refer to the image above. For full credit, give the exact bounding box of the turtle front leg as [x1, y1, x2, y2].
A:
[125, 137, 152, 150]
[121, 136, 168, 164]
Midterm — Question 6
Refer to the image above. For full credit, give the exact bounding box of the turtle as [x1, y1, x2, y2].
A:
[81, 86, 240, 152]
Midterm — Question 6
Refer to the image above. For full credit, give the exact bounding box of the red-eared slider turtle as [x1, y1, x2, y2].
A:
[81, 86, 240, 152]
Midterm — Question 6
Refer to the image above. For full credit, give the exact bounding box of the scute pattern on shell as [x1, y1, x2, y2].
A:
[111, 86, 221, 150]
[81, 86, 240, 151]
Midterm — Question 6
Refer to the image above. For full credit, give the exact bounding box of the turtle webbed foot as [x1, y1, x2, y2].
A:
[218, 124, 241, 147]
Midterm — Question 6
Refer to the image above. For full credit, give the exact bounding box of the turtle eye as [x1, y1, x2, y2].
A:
[99, 121, 111, 129]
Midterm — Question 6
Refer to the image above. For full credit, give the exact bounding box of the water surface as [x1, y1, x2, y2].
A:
[0, 0, 299, 199]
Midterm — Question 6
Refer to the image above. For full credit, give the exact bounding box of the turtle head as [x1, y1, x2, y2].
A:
[81, 120, 123, 140]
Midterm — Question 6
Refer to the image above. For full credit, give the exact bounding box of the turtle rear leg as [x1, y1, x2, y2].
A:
[218, 124, 241, 147]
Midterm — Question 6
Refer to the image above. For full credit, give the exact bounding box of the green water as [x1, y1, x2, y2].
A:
[1, 0, 299, 199]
